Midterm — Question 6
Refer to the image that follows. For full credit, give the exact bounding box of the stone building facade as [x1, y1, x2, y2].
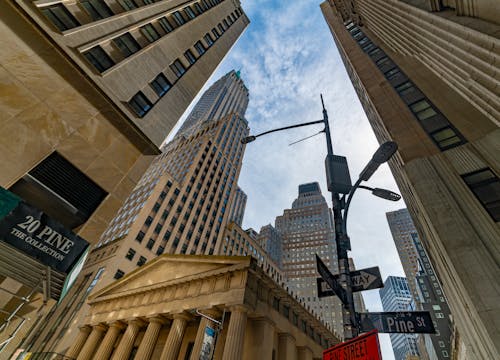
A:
[321, 1, 499, 358]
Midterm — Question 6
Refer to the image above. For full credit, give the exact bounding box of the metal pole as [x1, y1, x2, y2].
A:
[320, 95, 358, 339]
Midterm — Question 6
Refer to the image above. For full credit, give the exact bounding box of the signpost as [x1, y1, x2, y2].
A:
[317, 266, 383, 298]
[323, 330, 381, 360]
[359, 312, 436, 334]
[316, 255, 347, 304]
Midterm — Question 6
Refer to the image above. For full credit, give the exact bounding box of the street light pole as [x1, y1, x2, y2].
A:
[241, 96, 399, 341]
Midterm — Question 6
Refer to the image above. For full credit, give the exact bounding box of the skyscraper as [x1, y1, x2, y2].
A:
[20, 70, 250, 357]
[1, 0, 248, 355]
[380, 276, 420, 360]
[387, 209, 453, 360]
[228, 186, 248, 226]
[275, 182, 343, 336]
[257, 224, 283, 268]
[321, 2, 499, 358]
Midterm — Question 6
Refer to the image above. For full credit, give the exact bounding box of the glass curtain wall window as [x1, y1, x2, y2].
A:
[41, 4, 80, 31]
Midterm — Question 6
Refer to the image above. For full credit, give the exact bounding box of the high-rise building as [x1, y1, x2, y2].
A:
[321, 2, 499, 358]
[1, 1, 248, 356]
[18, 70, 250, 357]
[387, 208, 453, 360]
[228, 186, 247, 226]
[275, 182, 343, 336]
[257, 224, 283, 268]
[380, 276, 420, 360]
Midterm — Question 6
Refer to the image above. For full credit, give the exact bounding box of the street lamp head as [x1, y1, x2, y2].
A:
[241, 135, 256, 144]
[371, 141, 398, 164]
[358, 141, 398, 181]
[371, 188, 401, 201]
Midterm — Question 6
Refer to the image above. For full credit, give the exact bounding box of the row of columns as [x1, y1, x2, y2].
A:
[66, 306, 249, 360]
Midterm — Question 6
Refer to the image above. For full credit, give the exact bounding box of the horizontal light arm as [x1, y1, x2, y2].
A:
[241, 119, 325, 144]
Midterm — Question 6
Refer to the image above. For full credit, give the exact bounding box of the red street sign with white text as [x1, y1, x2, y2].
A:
[323, 330, 381, 360]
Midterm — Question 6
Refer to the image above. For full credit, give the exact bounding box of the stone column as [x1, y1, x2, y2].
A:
[297, 346, 313, 360]
[135, 316, 164, 360]
[190, 309, 221, 360]
[76, 324, 107, 360]
[243, 317, 275, 359]
[111, 319, 143, 360]
[222, 305, 248, 360]
[66, 325, 91, 359]
[278, 333, 297, 360]
[93, 321, 125, 360]
[160, 312, 191, 360]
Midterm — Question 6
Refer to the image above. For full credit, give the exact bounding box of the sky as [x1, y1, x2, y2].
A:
[170, 1, 407, 358]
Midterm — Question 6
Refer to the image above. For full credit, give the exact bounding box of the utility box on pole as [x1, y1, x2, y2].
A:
[325, 155, 352, 194]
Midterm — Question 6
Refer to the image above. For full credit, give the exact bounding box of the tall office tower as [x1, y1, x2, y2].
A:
[20, 71, 249, 357]
[228, 186, 247, 226]
[0, 0, 248, 356]
[275, 182, 343, 336]
[387, 208, 453, 360]
[177, 70, 250, 137]
[257, 224, 283, 268]
[321, 1, 500, 358]
[380, 276, 420, 360]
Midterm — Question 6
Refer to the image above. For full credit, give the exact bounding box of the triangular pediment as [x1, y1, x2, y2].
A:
[89, 254, 251, 301]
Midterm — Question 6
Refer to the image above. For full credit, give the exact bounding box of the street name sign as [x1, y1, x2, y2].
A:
[359, 312, 436, 334]
[316, 254, 347, 304]
[323, 329, 381, 360]
[317, 266, 383, 298]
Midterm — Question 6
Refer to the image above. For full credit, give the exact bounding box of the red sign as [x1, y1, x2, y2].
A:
[323, 330, 381, 360]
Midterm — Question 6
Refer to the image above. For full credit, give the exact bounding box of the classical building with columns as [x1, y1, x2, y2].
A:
[67, 255, 339, 360]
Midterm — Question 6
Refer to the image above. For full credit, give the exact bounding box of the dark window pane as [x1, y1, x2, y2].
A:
[462, 169, 500, 221]
[184, 50, 196, 64]
[170, 59, 186, 77]
[84, 46, 115, 72]
[113, 33, 141, 57]
[125, 248, 136, 260]
[141, 24, 160, 43]
[118, 0, 138, 10]
[173, 11, 185, 26]
[151, 73, 171, 96]
[41, 4, 80, 31]
[114, 270, 124, 279]
[204, 34, 214, 47]
[159, 17, 173, 33]
[194, 41, 206, 56]
[128, 91, 152, 117]
[184, 6, 196, 19]
[137, 256, 146, 266]
[81, 0, 113, 21]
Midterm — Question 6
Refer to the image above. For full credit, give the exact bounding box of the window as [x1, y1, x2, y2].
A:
[118, 0, 138, 10]
[184, 50, 196, 65]
[140, 24, 160, 43]
[172, 11, 185, 26]
[84, 46, 115, 72]
[159, 17, 174, 33]
[125, 248, 136, 260]
[194, 41, 206, 56]
[128, 92, 152, 117]
[462, 169, 500, 221]
[145, 216, 153, 226]
[170, 59, 186, 77]
[41, 4, 80, 31]
[212, 28, 220, 39]
[156, 246, 164, 255]
[433, 305, 441, 311]
[218, 24, 225, 33]
[81, 0, 113, 21]
[114, 269, 124, 279]
[439, 341, 445, 347]
[151, 74, 171, 96]
[204, 33, 214, 47]
[435, 312, 444, 318]
[194, 3, 203, 14]
[137, 256, 147, 266]
[184, 6, 196, 19]
[410, 100, 438, 121]
[146, 239, 155, 250]
[136, 231, 145, 243]
[113, 33, 141, 57]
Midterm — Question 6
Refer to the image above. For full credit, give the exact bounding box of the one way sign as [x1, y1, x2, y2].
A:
[317, 266, 383, 298]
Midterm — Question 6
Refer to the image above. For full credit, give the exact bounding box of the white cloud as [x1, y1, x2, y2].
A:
[172, 1, 405, 358]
